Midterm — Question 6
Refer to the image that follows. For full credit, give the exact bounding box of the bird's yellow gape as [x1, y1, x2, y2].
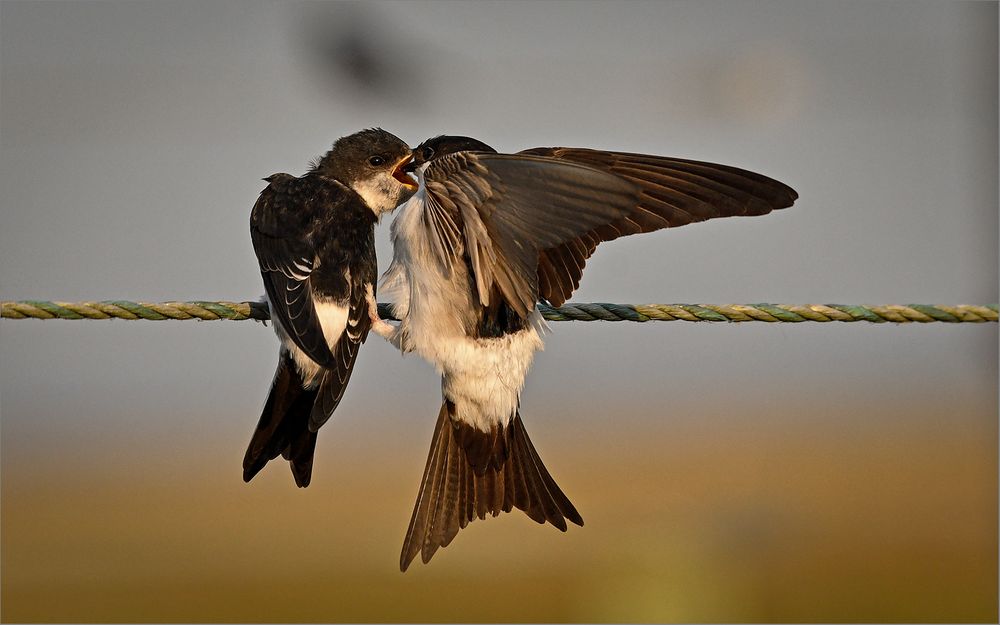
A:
[391, 154, 418, 188]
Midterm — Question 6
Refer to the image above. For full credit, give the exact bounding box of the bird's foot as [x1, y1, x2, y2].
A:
[365, 284, 396, 339]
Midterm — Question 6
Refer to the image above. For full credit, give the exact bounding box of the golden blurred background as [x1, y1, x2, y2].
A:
[3, 395, 995, 622]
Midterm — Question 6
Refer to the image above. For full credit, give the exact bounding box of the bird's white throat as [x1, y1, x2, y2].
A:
[351, 171, 410, 216]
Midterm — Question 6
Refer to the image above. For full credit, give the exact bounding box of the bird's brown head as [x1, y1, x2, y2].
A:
[316, 128, 418, 216]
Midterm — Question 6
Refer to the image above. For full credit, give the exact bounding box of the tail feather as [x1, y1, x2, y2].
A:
[400, 402, 582, 571]
[243, 352, 318, 488]
[436, 436, 463, 549]
[513, 415, 583, 528]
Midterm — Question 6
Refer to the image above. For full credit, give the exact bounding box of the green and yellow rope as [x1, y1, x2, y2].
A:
[1, 300, 996, 324]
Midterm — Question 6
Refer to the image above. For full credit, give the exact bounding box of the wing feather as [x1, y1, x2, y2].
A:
[416, 147, 796, 315]
[518, 147, 798, 305]
[420, 152, 639, 317]
[308, 282, 372, 431]
[250, 175, 343, 368]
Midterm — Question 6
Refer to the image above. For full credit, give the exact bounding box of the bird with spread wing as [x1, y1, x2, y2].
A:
[370, 136, 798, 570]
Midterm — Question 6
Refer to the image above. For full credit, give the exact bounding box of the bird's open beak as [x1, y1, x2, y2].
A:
[391, 155, 419, 189]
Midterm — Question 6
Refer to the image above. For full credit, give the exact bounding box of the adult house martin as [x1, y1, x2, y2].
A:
[371, 135, 798, 570]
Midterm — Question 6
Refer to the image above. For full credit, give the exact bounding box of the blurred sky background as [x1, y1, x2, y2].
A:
[1, 1, 997, 622]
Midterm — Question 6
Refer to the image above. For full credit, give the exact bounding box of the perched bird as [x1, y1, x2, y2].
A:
[372, 135, 798, 570]
[244, 128, 417, 487]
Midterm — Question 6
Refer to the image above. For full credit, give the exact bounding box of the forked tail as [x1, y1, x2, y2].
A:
[400, 401, 583, 571]
[243, 351, 318, 487]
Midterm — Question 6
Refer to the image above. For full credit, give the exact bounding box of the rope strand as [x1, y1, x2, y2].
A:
[2, 300, 996, 323]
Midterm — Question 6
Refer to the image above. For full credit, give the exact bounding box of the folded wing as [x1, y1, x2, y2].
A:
[250, 173, 341, 368]
[308, 282, 371, 431]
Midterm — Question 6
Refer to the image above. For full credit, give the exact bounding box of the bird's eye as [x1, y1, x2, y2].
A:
[421, 146, 435, 161]
[368, 156, 385, 166]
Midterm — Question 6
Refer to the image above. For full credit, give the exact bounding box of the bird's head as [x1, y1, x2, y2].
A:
[316, 128, 418, 216]
[407, 135, 498, 171]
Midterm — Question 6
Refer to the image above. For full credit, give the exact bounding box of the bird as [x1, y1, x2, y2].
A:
[369, 135, 798, 570]
[243, 128, 417, 488]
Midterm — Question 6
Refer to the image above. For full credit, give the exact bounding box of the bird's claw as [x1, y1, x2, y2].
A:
[366, 284, 396, 339]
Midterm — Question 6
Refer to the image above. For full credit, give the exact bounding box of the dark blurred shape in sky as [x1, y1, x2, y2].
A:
[296, 2, 427, 105]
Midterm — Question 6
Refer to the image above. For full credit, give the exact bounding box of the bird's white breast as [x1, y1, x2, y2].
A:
[383, 178, 545, 431]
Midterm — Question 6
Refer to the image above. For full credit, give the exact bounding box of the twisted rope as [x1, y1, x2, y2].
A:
[2, 300, 996, 323]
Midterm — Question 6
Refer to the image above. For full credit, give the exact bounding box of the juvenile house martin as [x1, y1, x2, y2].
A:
[244, 128, 416, 487]
[372, 135, 798, 570]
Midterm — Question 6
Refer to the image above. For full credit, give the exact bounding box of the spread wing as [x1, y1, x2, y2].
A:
[420, 152, 640, 318]
[250, 173, 344, 368]
[517, 147, 799, 306]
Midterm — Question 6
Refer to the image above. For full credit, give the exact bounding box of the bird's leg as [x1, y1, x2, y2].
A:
[254, 294, 270, 326]
[365, 283, 398, 340]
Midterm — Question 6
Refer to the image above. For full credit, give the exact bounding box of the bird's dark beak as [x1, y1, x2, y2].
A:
[391, 155, 418, 189]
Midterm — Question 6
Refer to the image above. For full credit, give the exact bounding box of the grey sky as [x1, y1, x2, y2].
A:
[2, 0, 996, 434]
[2, 0, 995, 437]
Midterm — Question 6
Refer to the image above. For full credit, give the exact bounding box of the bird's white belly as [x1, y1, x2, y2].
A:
[432, 328, 543, 431]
